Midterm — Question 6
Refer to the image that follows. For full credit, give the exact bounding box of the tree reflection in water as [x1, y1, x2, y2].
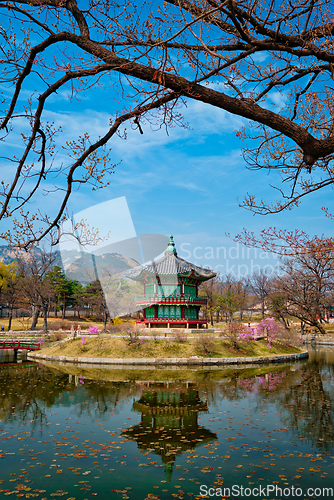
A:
[272, 349, 334, 452]
[0, 351, 333, 459]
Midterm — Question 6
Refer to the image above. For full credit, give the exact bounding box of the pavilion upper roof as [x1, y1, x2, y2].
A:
[127, 235, 216, 282]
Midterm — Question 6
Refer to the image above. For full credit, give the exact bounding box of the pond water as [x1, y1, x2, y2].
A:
[0, 348, 333, 500]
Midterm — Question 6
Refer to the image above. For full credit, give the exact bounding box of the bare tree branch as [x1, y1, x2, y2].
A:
[1, 0, 334, 244]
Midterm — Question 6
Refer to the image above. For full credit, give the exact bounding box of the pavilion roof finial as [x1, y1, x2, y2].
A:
[165, 234, 177, 255]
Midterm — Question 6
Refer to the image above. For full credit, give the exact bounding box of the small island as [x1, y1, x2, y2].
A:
[29, 332, 307, 366]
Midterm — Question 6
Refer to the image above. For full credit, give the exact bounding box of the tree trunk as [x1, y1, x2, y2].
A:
[102, 310, 108, 332]
[8, 307, 13, 331]
[315, 322, 326, 335]
[280, 315, 290, 330]
[43, 304, 49, 332]
[62, 292, 66, 320]
[261, 299, 265, 319]
[30, 306, 40, 330]
[54, 306, 57, 318]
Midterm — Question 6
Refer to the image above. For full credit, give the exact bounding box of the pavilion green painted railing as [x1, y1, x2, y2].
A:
[135, 295, 208, 305]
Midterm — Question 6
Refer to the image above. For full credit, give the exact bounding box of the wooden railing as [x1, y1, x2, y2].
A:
[0, 340, 41, 351]
[135, 294, 208, 305]
[136, 318, 207, 325]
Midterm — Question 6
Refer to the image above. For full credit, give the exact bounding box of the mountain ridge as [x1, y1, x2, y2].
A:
[0, 246, 139, 283]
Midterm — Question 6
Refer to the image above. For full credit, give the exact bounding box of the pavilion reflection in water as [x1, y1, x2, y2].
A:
[122, 382, 217, 480]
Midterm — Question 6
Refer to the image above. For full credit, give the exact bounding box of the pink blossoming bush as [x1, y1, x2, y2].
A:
[238, 325, 255, 342]
[81, 336, 86, 344]
[256, 317, 284, 348]
[89, 326, 99, 335]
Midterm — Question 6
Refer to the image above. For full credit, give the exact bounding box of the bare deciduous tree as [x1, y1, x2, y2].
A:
[249, 269, 271, 319]
[16, 252, 54, 331]
[1, 0, 334, 246]
[235, 229, 334, 333]
[231, 278, 251, 321]
[274, 251, 334, 335]
[0, 262, 19, 331]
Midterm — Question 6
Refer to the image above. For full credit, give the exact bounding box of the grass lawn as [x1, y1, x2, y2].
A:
[40, 335, 303, 359]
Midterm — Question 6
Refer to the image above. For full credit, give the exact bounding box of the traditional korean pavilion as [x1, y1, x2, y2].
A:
[127, 235, 216, 328]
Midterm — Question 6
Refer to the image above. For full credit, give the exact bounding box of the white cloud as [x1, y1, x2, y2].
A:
[172, 180, 207, 192]
[267, 91, 287, 111]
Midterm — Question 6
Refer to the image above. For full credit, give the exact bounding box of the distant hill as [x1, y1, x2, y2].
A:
[0, 246, 139, 284]
[60, 249, 139, 283]
[0, 246, 44, 264]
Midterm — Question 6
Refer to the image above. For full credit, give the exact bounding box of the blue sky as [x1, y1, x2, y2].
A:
[46, 88, 334, 278]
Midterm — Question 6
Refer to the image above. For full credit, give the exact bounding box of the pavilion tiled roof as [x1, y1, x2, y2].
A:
[127, 235, 216, 281]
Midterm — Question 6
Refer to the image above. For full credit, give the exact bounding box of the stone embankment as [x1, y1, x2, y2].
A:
[300, 333, 334, 345]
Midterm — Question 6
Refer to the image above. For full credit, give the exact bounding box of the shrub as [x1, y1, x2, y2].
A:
[43, 331, 65, 345]
[162, 340, 182, 354]
[238, 325, 255, 342]
[89, 326, 100, 335]
[113, 316, 123, 325]
[173, 332, 187, 343]
[122, 326, 144, 348]
[53, 331, 66, 341]
[226, 321, 241, 349]
[256, 317, 285, 349]
[47, 319, 71, 331]
[195, 335, 215, 355]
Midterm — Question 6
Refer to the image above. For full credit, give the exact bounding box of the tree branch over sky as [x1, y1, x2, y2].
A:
[233, 227, 334, 257]
[1, 0, 334, 246]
